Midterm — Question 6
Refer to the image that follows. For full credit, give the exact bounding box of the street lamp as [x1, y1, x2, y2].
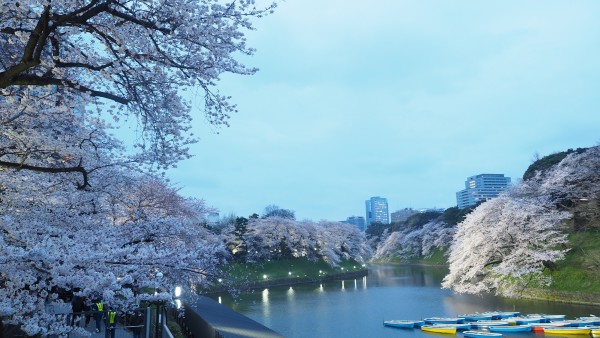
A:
[154, 272, 164, 338]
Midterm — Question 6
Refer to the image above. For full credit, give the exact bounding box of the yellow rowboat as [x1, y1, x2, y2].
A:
[543, 327, 591, 335]
[421, 325, 457, 334]
[589, 327, 599, 337]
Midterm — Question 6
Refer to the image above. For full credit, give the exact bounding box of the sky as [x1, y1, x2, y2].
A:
[167, 0, 600, 222]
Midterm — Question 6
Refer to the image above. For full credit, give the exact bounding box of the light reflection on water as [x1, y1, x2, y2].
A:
[210, 265, 600, 338]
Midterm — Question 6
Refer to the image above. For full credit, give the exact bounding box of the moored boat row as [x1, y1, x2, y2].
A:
[384, 311, 600, 336]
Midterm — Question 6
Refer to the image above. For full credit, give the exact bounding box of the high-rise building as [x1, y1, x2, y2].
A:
[342, 216, 366, 231]
[365, 196, 389, 226]
[456, 173, 511, 209]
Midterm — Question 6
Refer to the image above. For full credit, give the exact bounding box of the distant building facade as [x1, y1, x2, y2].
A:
[343, 216, 366, 231]
[390, 208, 418, 223]
[456, 173, 511, 209]
[206, 212, 220, 226]
[365, 196, 389, 225]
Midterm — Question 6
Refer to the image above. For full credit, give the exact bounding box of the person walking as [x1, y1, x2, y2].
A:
[105, 308, 117, 338]
[70, 295, 87, 327]
[92, 299, 105, 333]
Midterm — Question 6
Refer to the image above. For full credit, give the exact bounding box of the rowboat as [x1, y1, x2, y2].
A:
[459, 313, 495, 321]
[488, 325, 532, 333]
[562, 319, 598, 327]
[542, 314, 566, 321]
[590, 326, 600, 337]
[495, 311, 520, 319]
[424, 317, 466, 324]
[508, 316, 542, 325]
[543, 327, 591, 335]
[578, 316, 600, 325]
[432, 323, 471, 331]
[463, 331, 502, 338]
[383, 320, 423, 328]
[470, 321, 509, 329]
[421, 325, 457, 334]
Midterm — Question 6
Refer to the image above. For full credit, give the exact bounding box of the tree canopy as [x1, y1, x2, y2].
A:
[1, 0, 275, 183]
[0, 0, 275, 335]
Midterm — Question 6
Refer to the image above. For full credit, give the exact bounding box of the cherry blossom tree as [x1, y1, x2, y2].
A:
[442, 196, 570, 296]
[441, 147, 600, 296]
[1, 0, 275, 183]
[1, 1, 274, 335]
[372, 220, 454, 260]
[224, 217, 371, 266]
[1, 168, 227, 336]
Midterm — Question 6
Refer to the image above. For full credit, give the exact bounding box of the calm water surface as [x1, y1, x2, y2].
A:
[210, 265, 600, 338]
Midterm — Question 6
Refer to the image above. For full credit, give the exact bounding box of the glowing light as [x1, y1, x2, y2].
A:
[263, 274, 267, 279]
[174, 286, 182, 297]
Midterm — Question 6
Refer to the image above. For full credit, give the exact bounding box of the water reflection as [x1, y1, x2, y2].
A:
[286, 287, 294, 300]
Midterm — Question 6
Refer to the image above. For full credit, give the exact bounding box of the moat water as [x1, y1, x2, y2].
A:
[210, 265, 600, 338]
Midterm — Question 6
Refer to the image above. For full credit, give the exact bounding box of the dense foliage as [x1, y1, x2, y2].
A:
[372, 219, 455, 261]
[224, 216, 372, 267]
[0, 169, 228, 336]
[522, 148, 587, 181]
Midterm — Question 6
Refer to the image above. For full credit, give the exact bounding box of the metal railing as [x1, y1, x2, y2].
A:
[65, 308, 148, 338]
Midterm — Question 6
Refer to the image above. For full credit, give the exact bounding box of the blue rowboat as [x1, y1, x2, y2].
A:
[470, 321, 509, 329]
[488, 325, 532, 333]
[578, 316, 600, 325]
[463, 331, 502, 338]
[432, 323, 472, 331]
[510, 317, 542, 325]
[424, 317, 466, 324]
[495, 311, 520, 319]
[459, 313, 495, 322]
[383, 320, 423, 328]
[563, 319, 599, 327]
[542, 314, 566, 321]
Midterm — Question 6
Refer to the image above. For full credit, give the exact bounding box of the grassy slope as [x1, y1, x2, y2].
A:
[546, 230, 600, 293]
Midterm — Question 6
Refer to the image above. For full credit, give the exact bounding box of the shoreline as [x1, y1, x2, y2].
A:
[200, 269, 368, 294]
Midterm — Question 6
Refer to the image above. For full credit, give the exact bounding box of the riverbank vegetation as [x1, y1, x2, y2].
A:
[369, 146, 600, 302]
[200, 258, 367, 293]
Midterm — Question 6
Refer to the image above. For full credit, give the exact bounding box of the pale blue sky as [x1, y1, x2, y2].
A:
[168, 0, 600, 221]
